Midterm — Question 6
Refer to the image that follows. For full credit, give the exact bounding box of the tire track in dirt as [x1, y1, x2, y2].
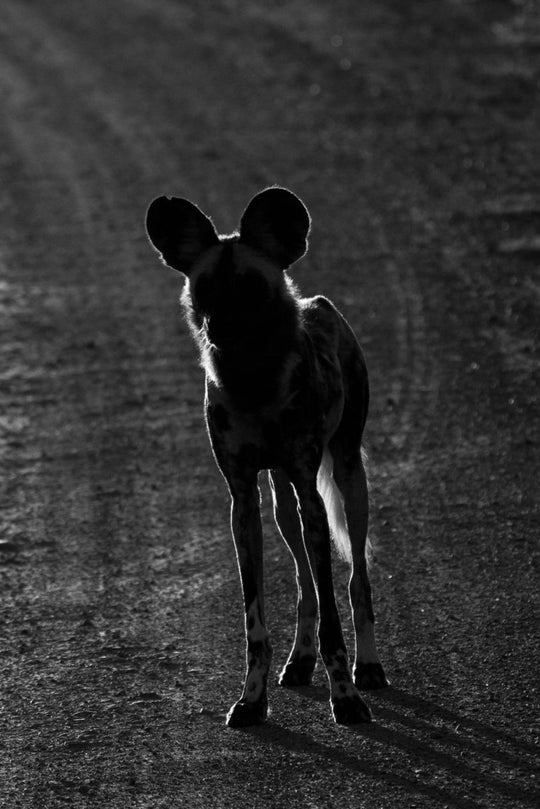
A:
[0, 54, 145, 589]
[0, 8, 219, 802]
[0, 0, 191, 645]
[1, 0, 238, 741]
[1, 2, 538, 807]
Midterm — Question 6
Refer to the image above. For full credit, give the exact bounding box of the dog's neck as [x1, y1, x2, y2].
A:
[184, 280, 302, 410]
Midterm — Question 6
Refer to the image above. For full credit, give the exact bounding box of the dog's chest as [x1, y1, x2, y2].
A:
[205, 342, 344, 474]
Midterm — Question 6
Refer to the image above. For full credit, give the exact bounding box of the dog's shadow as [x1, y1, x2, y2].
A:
[212, 685, 538, 809]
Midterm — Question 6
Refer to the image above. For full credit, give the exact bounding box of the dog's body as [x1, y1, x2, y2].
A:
[146, 188, 388, 726]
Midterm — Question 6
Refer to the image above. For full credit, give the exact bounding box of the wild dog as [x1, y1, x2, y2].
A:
[145, 187, 389, 727]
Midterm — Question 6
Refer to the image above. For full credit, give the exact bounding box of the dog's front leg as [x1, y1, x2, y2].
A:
[226, 478, 273, 727]
[269, 468, 318, 686]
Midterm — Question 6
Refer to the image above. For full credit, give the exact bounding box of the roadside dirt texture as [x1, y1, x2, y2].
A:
[1, 1, 539, 807]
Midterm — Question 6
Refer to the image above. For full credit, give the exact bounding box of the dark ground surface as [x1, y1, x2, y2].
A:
[1, 1, 539, 807]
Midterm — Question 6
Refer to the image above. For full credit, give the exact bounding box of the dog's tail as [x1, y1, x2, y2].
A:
[316, 447, 371, 567]
[317, 447, 352, 564]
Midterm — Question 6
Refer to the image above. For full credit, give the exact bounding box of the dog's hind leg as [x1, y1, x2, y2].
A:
[225, 475, 273, 727]
[288, 461, 372, 724]
[269, 469, 318, 686]
[331, 444, 389, 690]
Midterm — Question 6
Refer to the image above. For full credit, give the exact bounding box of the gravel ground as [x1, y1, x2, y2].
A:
[1, 1, 539, 807]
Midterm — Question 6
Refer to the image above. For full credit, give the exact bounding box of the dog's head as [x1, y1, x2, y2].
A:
[145, 188, 310, 337]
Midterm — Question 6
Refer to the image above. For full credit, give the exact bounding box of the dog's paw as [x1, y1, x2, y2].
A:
[226, 697, 268, 728]
[331, 693, 372, 725]
[279, 656, 316, 687]
[354, 662, 390, 690]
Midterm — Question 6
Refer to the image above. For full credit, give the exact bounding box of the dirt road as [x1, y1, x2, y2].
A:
[1, 1, 539, 807]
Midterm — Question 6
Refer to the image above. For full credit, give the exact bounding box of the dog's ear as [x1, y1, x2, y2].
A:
[145, 196, 219, 275]
[239, 187, 311, 269]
